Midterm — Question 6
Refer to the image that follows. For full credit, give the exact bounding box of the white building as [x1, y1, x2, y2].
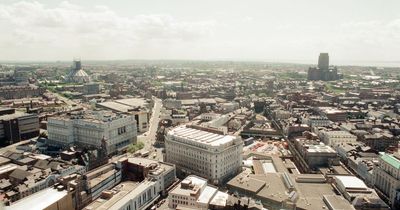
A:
[319, 130, 357, 147]
[165, 125, 243, 185]
[301, 115, 332, 128]
[168, 175, 227, 210]
[47, 111, 137, 154]
[374, 153, 400, 209]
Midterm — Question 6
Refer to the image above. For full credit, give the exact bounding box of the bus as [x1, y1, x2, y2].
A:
[141, 150, 150, 157]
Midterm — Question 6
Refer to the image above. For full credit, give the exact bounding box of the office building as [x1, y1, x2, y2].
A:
[292, 137, 338, 172]
[374, 153, 400, 209]
[319, 130, 357, 147]
[47, 111, 137, 154]
[0, 111, 40, 146]
[165, 125, 243, 185]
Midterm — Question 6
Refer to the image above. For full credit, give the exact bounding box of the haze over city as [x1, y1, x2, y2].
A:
[0, 0, 400, 66]
[1, 1, 400, 210]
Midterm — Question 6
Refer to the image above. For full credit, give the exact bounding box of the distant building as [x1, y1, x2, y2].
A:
[14, 66, 32, 85]
[0, 85, 44, 100]
[47, 111, 137, 154]
[65, 59, 90, 83]
[165, 125, 243, 185]
[308, 53, 341, 81]
[318, 53, 329, 69]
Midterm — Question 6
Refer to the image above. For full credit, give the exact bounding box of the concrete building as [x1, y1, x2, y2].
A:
[168, 175, 219, 210]
[83, 157, 176, 210]
[301, 115, 331, 128]
[0, 111, 40, 146]
[47, 111, 137, 154]
[165, 125, 243, 185]
[5, 187, 74, 210]
[374, 152, 400, 209]
[319, 130, 357, 147]
[97, 98, 151, 133]
[289, 134, 339, 172]
[334, 175, 389, 210]
[0, 85, 44, 100]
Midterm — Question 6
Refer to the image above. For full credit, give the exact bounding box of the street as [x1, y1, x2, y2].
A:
[138, 97, 163, 161]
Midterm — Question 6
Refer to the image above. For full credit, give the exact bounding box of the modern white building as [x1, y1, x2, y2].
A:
[165, 125, 243, 185]
[374, 152, 400, 209]
[319, 130, 357, 147]
[47, 111, 137, 154]
[168, 175, 227, 210]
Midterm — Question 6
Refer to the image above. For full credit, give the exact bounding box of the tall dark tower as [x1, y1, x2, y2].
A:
[318, 53, 329, 69]
[73, 60, 82, 70]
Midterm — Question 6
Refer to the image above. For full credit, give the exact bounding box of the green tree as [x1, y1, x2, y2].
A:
[127, 141, 145, 153]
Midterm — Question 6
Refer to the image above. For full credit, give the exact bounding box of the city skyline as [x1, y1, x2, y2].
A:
[0, 0, 399, 66]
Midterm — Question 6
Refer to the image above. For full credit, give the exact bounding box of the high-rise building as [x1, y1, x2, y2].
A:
[165, 125, 243, 185]
[308, 53, 341, 81]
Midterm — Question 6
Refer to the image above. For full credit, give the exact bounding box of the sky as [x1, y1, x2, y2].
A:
[0, 0, 399, 65]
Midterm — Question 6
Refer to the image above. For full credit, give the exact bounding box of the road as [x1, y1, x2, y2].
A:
[138, 97, 163, 161]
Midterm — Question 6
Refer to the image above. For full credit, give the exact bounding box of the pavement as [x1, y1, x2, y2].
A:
[138, 97, 164, 161]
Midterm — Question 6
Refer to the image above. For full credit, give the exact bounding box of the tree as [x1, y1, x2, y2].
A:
[127, 141, 145, 153]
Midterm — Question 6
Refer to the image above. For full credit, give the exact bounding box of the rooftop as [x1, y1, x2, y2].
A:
[84, 181, 139, 210]
[168, 126, 237, 147]
[381, 152, 400, 169]
[6, 187, 67, 210]
[170, 175, 208, 197]
[335, 175, 368, 190]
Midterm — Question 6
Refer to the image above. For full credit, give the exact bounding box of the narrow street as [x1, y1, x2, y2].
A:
[137, 97, 163, 161]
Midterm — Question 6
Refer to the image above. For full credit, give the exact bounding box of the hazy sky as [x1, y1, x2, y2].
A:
[0, 0, 399, 64]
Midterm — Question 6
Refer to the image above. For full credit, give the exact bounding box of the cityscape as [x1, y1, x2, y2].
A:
[0, 1, 400, 210]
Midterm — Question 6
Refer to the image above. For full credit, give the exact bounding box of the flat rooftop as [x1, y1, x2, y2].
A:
[84, 181, 139, 210]
[323, 195, 355, 210]
[168, 126, 237, 147]
[6, 187, 67, 210]
[209, 191, 229, 207]
[170, 176, 208, 197]
[335, 175, 368, 190]
[197, 186, 217, 205]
